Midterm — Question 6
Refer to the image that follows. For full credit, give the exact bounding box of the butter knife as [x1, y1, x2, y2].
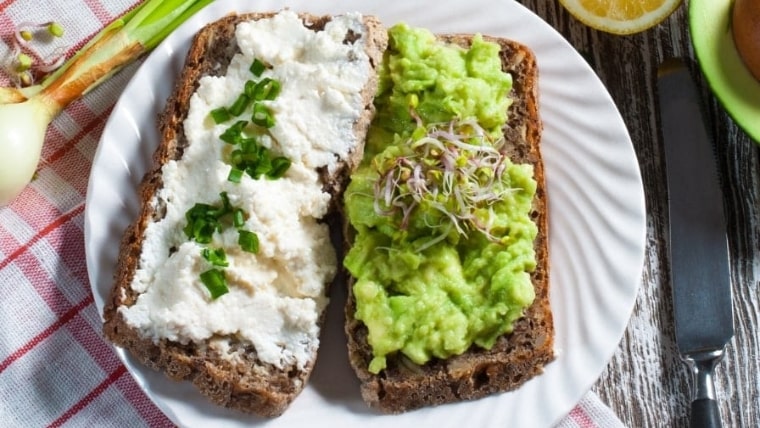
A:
[657, 58, 734, 428]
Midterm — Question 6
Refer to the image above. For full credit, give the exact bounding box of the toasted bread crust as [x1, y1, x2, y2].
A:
[343, 34, 554, 413]
[102, 12, 387, 417]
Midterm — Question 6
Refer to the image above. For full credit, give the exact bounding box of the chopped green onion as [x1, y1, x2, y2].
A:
[210, 65, 287, 186]
[250, 58, 266, 77]
[183, 192, 240, 243]
[219, 120, 248, 144]
[252, 103, 274, 128]
[227, 167, 243, 183]
[185, 202, 214, 219]
[183, 202, 220, 243]
[250, 151, 272, 178]
[238, 230, 259, 253]
[181, 192, 260, 295]
[202, 247, 229, 267]
[267, 157, 291, 179]
[48, 22, 65, 38]
[224, 133, 292, 181]
[210, 107, 231, 124]
[228, 93, 251, 116]
[239, 137, 258, 154]
[233, 208, 246, 228]
[230, 149, 245, 166]
[186, 218, 215, 244]
[253, 78, 281, 101]
[219, 191, 232, 212]
[244, 80, 257, 98]
[200, 269, 229, 299]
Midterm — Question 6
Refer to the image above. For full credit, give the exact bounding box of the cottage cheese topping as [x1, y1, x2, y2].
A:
[237, 11, 371, 172]
[119, 11, 369, 370]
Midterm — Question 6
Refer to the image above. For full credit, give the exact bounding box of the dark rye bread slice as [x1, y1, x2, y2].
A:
[343, 34, 554, 413]
[102, 12, 387, 417]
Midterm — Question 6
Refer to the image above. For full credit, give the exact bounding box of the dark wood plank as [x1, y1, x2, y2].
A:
[517, 1, 760, 426]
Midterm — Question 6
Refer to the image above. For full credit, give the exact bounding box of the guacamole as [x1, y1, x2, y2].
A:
[343, 23, 538, 374]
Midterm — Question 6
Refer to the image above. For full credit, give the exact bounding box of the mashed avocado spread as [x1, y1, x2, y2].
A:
[343, 23, 538, 374]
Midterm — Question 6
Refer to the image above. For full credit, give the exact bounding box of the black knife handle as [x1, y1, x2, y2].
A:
[691, 398, 722, 428]
[684, 350, 726, 428]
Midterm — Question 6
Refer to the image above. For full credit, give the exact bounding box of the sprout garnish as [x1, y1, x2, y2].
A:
[373, 116, 520, 245]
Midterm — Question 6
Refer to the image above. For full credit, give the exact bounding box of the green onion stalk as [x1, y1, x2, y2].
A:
[0, 0, 213, 206]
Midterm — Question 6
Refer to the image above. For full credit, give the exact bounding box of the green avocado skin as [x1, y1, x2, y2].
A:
[343, 23, 538, 374]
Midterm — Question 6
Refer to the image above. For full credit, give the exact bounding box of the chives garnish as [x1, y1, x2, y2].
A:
[183, 202, 221, 244]
[219, 191, 231, 210]
[228, 93, 251, 116]
[200, 269, 229, 299]
[239, 137, 258, 154]
[202, 247, 229, 267]
[233, 208, 245, 228]
[210, 107, 231, 124]
[227, 167, 243, 183]
[219, 120, 248, 144]
[183, 193, 238, 243]
[250, 58, 266, 77]
[250, 150, 272, 178]
[238, 230, 259, 253]
[244, 80, 257, 98]
[252, 103, 274, 128]
[252, 78, 281, 101]
[212, 56, 288, 182]
[186, 57, 291, 298]
[267, 157, 291, 179]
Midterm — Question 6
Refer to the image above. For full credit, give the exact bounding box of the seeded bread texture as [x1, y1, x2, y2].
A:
[343, 34, 554, 413]
[102, 12, 387, 418]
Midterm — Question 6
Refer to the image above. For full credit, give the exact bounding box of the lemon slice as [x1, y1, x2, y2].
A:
[559, 0, 683, 35]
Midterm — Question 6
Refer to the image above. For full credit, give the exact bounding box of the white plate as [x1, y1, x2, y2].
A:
[84, 0, 646, 426]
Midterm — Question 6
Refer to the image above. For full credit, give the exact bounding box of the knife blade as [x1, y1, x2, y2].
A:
[657, 58, 734, 428]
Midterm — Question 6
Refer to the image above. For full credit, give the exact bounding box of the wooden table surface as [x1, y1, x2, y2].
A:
[516, 1, 760, 427]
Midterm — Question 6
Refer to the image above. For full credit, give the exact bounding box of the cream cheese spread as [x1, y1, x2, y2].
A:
[119, 10, 370, 370]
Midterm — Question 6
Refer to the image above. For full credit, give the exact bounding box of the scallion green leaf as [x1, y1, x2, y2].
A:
[199, 268, 229, 299]
[131, 0, 215, 51]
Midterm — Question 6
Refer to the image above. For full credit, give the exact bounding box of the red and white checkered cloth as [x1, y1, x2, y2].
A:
[0, 1, 626, 426]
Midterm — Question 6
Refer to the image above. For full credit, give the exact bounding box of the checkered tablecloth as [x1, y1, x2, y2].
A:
[0, 1, 626, 426]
